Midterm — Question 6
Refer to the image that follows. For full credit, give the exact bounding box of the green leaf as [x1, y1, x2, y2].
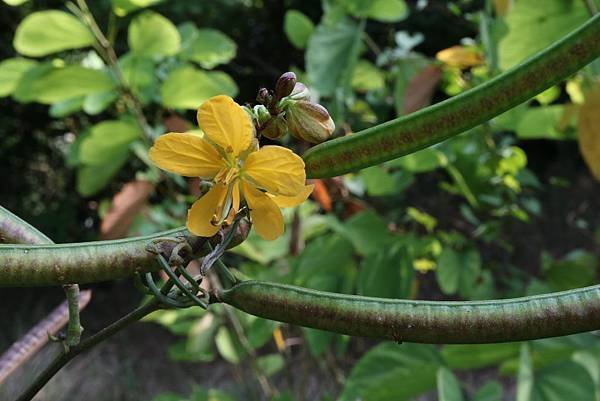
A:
[331, 210, 394, 256]
[83, 91, 118, 115]
[13, 11, 95, 57]
[471, 381, 503, 401]
[351, 60, 385, 92]
[436, 248, 481, 297]
[0, 58, 37, 97]
[182, 28, 237, 69]
[498, 0, 588, 69]
[359, 166, 413, 196]
[119, 53, 157, 101]
[365, 0, 408, 22]
[77, 151, 129, 196]
[128, 11, 180, 57]
[13, 65, 115, 104]
[437, 367, 464, 401]
[358, 244, 413, 299]
[543, 250, 597, 291]
[160, 65, 238, 109]
[49, 96, 85, 117]
[387, 147, 441, 173]
[79, 120, 141, 165]
[3, 0, 29, 5]
[516, 344, 533, 401]
[339, 343, 442, 401]
[306, 18, 363, 97]
[303, 328, 335, 357]
[246, 318, 277, 349]
[284, 10, 315, 49]
[112, 0, 163, 16]
[443, 343, 520, 370]
[215, 327, 243, 364]
[256, 354, 285, 377]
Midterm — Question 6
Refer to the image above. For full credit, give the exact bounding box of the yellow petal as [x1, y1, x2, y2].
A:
[270, 184, 314, 208]
[187, 183, 228, 237]
[243, 145, 306, 196]
[149, 132, 224, 178]
[197, 95, 253, 158]
[242, 181, 284, 240]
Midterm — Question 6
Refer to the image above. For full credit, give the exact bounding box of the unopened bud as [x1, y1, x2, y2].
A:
[286, 100, 334, 144]
[275, 72, 297, 101]
[253, 104, 271, 125]
[261, 114, 287, 140]
[256, 87, 271, 105]
[289, 82, 310, 100]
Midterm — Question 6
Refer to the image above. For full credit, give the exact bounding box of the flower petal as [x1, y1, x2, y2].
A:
[197, 95, 253, 158]
[270, 184, 314, 208]
[187, 183, 228, 237]
[149, 132, 224, 178]
[242, 181, 284, 240]
[243, 145, 306, 196]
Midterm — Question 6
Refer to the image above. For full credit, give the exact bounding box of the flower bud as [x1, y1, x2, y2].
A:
[256, 87, 271, 105]
[286, 100, 335, 144]
[261, 114, 288, 140]
[274, 72, 297, 101]
[253, 104, 271, 125]
[289, 82, 310, 100]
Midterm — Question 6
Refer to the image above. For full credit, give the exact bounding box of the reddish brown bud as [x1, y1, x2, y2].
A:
[274, 72, 297, 101]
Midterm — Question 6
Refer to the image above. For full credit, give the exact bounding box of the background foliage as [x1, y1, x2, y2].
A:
[1, 0, 600, 400]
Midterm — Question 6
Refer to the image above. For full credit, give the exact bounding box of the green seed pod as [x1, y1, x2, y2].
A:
[286, 100, 335, 143]
[261, 114, 288, 140]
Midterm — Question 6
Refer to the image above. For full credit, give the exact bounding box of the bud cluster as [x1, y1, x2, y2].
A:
[250, 72, 335, 144]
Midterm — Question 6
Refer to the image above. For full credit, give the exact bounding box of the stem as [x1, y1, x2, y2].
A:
[584, 0, 599, 15]
[303, 15, 600, 178]
[15, 298, 161, 401]
[63, 284, 83, 347]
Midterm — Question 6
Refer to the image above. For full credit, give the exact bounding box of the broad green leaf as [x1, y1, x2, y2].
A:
[331, 210, 394, 256]
[443, 343, 520, 370]
[49, 96, 85, 118]
[256, 354, 285, 377]
[284, 10, 315, 49]
[119, 53, 157, 101]
[498, 0, 587, 69]
[13, 65, 115, 104]
[437, 367, 464, 401]
[436, 248, 481, 296]
[160, 65, 238, 109]
[246, 318, 277, 349]
[13, 11, 94, 57]
[472, 381, 503, 401]
[365, 0, 408, 22]
[128, 11, 180, 57]
[387, 147, 441, 173]
[77, 151, 129, 196]
[306, 18, 363, 97]
[83, 91, 118, 115]
[339, 343, 442, 401]
[215, 327, 243, 364]
[303, 328, 335, 357]
[359, 166, 414, 196]
[0, 58, 37, 97]
[543, 250, 597, 291]
[181, 28, 236, 69]
[351, 60, 385, 92]
[358, 244, 413, 299]
[112, 0, 163, 16]
[3, 0, 29, 5]
[79, 120, 141, 165]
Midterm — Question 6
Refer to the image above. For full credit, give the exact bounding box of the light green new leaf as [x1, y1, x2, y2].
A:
[83, 91, 118, 115]
[498, 0, 587, 69]
[112, 0, 163, 16]
[284, 10, 315, 49]
[13, 11, 95, 57]
[182, 28, 237, 69]
[160, 65, 238, 109]
[13, 65, 115, 104]
[128, 11, 180, 57]
[366, 0, 408, 22]
[437, 367, 464, 401]
[306, 18, 363, 97]
[3, 0, 30, 5]
[351, 60, 385, 92]
[0, 58, 37, 97]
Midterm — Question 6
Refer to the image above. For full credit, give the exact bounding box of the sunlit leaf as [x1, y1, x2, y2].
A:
[437, 367, 464, 401]
[13, 11, 94, 57]
[112, 0, 163, 16]
[182, 28, 237, 69]
[351, 60, 385, 92]
[0, 58, 37, 97]
[129, 11, 180, 57]
[284, 10, 315, 49]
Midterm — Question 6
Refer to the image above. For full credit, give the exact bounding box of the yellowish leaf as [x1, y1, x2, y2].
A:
[436, 46, 484, 69]
[577, 86, 600, 181]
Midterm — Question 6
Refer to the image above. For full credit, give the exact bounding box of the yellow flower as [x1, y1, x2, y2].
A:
[149, 95, 313, 240]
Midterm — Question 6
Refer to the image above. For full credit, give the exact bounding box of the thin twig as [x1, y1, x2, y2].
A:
[584, 0, 599, 15]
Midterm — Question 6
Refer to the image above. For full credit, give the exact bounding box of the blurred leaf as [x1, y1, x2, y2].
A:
[182, 28, 237, 69]
[358, 244, 413, 299]
[332, 210, 394, 256]
[406, 207, 437, 232]
[49, 96, 85, 118]
[13, 11, 94, 57]
[364, 0, 408, 22]
[535, 86, 560, 106]
[496, 105, 572, 140]
[0, 58, 37, 97]
[359, 166, 414, 196]
[293, 233, 354, 287]
[112, 0, 163, 16]
[351, 60, 385, 92]
[13, 65, 115, 104]
[306, 18, 363, 97]
[257, 354, 285, 377]
[246, 318, 277, 349]
[191, 387, 236, 401]
[83, 91, 118, 115]
[401, 64, 442, 114]
[498, 0, 587, 69]
[573, 350, 600, 397]
[3, 0, 29, 4]
[339, 343, 442, 401]
[387, 147, 441, 173]
[119, 53, 157, 99]
[79, 120, 141, 165]
[161, 65, 238, 109]
[443, 343, 520, 370]
[77, 152, 130, 196]
[152, 393, 185, 401]
[577, 87, 600, 180]
[215, 327, 243, 364]
[471, 381, 503, 401]
[437, 367, 464, 401]
[517, 344, 533, 401]
[436, 248, 481, 296]
[304, 328, 335, 357]
[393, 56, 430, 116]
[543, 250, 597, 291]
[284, 10, 315, 49]
[129, 11, 180, 57]
[436, 46, 483, 69]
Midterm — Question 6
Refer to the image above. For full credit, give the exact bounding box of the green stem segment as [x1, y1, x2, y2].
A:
[217, 281, 600, 344]
[303, 15, 600, 178]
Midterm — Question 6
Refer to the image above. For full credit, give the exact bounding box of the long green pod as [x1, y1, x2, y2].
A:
[0, 206, 53, 245]
[218, 281, 600, 344]
[303, 15, 600, 178]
